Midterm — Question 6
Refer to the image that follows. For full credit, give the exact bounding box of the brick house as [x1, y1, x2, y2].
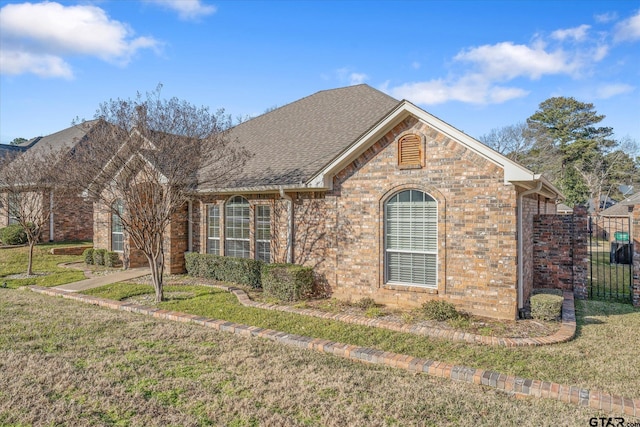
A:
[0, 122, 96, 242]
[93, 85, 563, 319]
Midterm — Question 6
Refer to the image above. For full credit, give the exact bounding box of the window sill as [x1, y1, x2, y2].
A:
[382, 283, 438, 294]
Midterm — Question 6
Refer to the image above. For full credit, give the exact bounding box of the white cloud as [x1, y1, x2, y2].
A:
[454, 41, 580, 80]
[336, 67, 368, 85]
[0, 49, 72, 79]
[595, 12, 617, 24]
[614, 10, 640, 42]
[349, 72, 368, 85]
[551, 24, 590, 42]
[389, 75, 529, 105]
[0, 2, 159, 78]
[146, 0, 216, 20]
[595, 83, 635, 99]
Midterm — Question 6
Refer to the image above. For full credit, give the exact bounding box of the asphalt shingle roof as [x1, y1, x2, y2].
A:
[600, 192, 640, 216]
[201, 84, 401, 190]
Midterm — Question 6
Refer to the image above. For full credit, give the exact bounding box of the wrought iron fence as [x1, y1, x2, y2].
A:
[588, 215, 633, 303]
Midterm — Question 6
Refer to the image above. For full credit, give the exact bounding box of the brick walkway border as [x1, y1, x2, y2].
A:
[207, 284, 576, 347]
[28, 285, 638, 417]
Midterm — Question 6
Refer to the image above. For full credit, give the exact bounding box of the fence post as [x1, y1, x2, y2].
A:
[572, 205, 588, 300]
[631, 205, 640, 307]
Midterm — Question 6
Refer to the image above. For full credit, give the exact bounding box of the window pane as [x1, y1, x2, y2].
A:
[385, 190, 437, 287]
[207, 238, 219, 255]
[111, 199, 124, 252]
[225, 196, 250, 258]
[255, 205, 271, 262]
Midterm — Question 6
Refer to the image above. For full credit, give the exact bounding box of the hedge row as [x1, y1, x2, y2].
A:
[530, 289, 563, 321]
[83, 248, 121, 268]
[185, 253, 314, 301]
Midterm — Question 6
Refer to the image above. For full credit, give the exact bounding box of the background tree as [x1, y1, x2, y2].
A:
[0, 148, 69, 275]
[525, 96, 618, 205]
[9, 137, 27, 146]
[69, 86, 248, 302]
[480, 97, 637, 210]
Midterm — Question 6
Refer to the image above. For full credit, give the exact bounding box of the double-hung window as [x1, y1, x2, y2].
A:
[385, 190, 437, 287]
[206, 205, 220, 255]
[225, 196, 250, 258]
[111, 199, 124, 252]
[255, 205, 271, 262]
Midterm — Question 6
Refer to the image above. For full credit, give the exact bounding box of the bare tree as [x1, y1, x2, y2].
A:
[69, 86, 248, 302]
[478, 123, 531, 160]
[0, 148, 69, 275]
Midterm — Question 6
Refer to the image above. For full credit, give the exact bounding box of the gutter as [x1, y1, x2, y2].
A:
[49, 191, 54, 242]
[187, 200, 193, 253]
[517, 180, 542, 313]
[279, 186, 294, 264]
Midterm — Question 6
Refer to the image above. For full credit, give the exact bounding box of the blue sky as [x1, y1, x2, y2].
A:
[1, 0, 639, 146]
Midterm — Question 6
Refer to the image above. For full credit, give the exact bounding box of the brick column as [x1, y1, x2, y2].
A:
[632, 205, 640, 307]
[572, 206, 588, 300]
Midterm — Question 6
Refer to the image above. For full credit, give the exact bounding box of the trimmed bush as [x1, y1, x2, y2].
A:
[93, 248, 108, 266]
[261, 263, 314, 302]
[531, 293, 563, 321]
[83, 248, 95, 265]
[104, 251, 121, 268]
[185, 253, 263, 289]
[0, 224, 28, 245]
[421, 299, 463, 322]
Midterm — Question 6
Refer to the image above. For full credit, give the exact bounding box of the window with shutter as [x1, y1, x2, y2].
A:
[398, 134, 423, 168]
[384, 190, 437, 288]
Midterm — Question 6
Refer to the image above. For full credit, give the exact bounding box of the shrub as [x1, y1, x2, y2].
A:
[104, 251, 121, 268]
[0, 224, 28, 245]
[421, 299, 463, 322]
[364, 307, 385, 318]
[185, 253, 263, 288]
[83, 248, 95, 265]
[93, 249, 108, 266]
[354, 297, 377, 310]
[530, 293, 563, 321]
[261, 263, 314, 302]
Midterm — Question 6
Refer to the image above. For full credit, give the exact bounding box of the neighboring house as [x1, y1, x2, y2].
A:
[93, 85, 563, 320]
[556, 203, 573, 215]
[0, 122, 98, 242]
[595, 193, 638, 252]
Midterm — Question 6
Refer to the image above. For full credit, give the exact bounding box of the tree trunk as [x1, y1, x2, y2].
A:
[148, 250, 165, 303]
[27, 240, 35, 276]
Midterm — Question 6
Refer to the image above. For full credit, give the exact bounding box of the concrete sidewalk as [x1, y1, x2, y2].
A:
[54, 267, 150, 292]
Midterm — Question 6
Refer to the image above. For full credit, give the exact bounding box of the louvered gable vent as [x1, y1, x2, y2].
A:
[398, 134, 423, 168]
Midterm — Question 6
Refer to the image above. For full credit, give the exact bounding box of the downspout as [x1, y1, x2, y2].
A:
[279, 186, 294, 264]
[187, 200, 193, 252]
[517, 180, 542, 313]
[49, 191, 54, 242]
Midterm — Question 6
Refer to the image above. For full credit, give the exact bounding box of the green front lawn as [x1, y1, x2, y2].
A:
[0, 242, 88, 288]
[83, 282, 640, 398]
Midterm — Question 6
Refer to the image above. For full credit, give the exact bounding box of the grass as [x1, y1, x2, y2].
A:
[0, 289, 610, 426]
[83, 282, 640, 399]
[588, 243, 634, 302]
[0, 242, 88, 288]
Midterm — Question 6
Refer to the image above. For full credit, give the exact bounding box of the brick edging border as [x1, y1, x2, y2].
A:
[206, 284, 576, 347]
[28, 286, 637, 417]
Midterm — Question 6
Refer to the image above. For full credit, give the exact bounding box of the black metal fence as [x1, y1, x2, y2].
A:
[588, 215, 633, 303]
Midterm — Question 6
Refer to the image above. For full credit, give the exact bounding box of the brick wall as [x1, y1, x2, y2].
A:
[532, 206, 588, 299]
[308, 117, 523, 319]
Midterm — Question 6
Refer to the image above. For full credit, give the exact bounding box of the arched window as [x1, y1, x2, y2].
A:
[384, 190, 437, 287]
[225, 196, 250, 258]
[111, 199, 124, 253]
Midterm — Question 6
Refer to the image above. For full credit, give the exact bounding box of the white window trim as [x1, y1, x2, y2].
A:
[255, 204, 271, 263]
[225, 196, 250, 259]
[206, 204, 221, 255]
[384, 190, 438, 288]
